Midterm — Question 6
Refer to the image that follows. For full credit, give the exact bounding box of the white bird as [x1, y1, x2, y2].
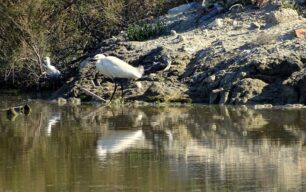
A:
[43, 56, 61, 77]
[91, 54, 144, 101]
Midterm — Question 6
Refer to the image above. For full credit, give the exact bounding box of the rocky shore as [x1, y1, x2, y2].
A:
[52, 4, 306, 105]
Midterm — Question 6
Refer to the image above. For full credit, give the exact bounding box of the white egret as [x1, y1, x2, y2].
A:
[43, 57, 61, 77]
[91, 54, 144, 101]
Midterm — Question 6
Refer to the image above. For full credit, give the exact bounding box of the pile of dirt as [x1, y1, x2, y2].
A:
[53, 5, 306, 105]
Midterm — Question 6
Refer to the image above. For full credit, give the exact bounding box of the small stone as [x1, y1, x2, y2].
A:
[135, 82, 142, 89]
[148, 73, 158, 81]
[240, 72, 247, 77]
[294, 28, 306, 38]
[68, 97, 81, 105]
[204, 75, 216, 83]
[219, 91, 229, 104]
[214, 18, 223, 28]
[241, 97, 248, 104]
[232, 20, 238, 26]
[177, 35, 185, 42]
[212, 88, 224, 93]
[57, 97, 67, 105]
[203, 29, 209, 36]
[209, 18, 223, 29]
[250, 22, 261, 29]
[210, 124, 217, 131]
[170, 30, 177, 37]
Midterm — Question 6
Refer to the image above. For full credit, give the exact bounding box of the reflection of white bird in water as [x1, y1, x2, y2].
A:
[91, 54, 144, 101]
[96, 130, 145, 159]
[165, 129, 173, 143]
[45, 113, 61, 136]
[43, 57, 61, 77]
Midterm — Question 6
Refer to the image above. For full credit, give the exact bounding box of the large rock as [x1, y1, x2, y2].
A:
[285, 69, 306, 104]
[143, 82, 190, 103]
[251, 55, 303, 81]
[230, 78, 268, 104]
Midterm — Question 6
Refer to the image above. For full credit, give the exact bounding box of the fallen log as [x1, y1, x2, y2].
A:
[80, 87, 106, 102]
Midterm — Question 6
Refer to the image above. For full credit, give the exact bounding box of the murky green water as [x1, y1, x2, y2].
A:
[0, 93, 306, 191]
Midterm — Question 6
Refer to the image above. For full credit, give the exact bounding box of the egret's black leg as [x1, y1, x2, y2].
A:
[109, 80, 117, 101]
[119, 81, 124, 100]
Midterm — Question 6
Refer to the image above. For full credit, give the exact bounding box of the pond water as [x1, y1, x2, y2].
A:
[0, 93, 306, 191]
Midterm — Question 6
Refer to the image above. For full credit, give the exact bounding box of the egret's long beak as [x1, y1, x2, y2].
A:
[90, 58, 97, 62]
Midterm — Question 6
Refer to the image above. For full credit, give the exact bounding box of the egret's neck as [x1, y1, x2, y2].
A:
[45, 58, 51, 66]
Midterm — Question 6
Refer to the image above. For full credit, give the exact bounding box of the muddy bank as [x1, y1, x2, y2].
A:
[52, 5, 306, 105]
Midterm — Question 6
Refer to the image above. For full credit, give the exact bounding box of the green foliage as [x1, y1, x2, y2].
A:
[127, 22, 166, 41]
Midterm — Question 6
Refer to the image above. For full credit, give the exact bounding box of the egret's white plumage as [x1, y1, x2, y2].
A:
[93, 54, 144, 79]
[92, 54, 144, 101]
[44, 57, 61, 77]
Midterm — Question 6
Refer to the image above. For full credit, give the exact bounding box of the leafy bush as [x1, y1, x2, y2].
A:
[127, 22, 166, 41]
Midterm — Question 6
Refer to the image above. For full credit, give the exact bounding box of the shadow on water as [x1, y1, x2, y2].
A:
[0, 99, 306, 191]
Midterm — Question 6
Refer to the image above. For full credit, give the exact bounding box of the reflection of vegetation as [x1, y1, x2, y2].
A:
[0, 103, 306, 191]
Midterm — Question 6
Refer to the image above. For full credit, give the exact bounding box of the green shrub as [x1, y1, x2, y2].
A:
[127, 21, 166, 41]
